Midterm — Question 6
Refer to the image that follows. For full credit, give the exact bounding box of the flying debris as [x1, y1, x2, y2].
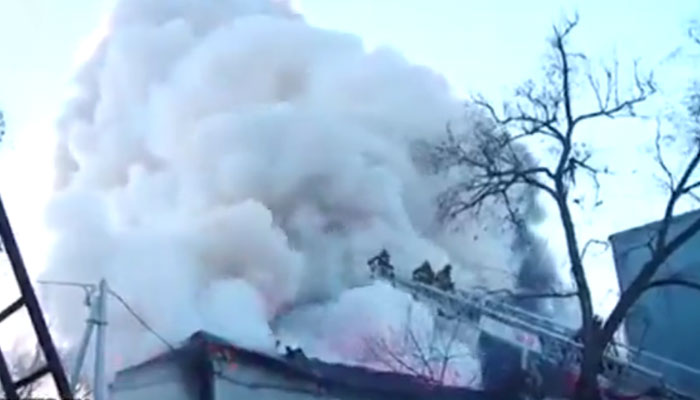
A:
[412, 261, 435, 285]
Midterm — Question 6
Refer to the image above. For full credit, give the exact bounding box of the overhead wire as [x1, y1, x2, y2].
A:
[106, 288, 176, 352]
[37, 280, 176, 352]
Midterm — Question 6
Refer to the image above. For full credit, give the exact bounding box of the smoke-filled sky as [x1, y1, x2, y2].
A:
[0, 0, 698, 390]
[34, 0, 538, 380]
[0, 0, 697, 299]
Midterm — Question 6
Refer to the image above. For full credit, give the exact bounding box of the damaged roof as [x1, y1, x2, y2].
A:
[112, 330, 492, 400]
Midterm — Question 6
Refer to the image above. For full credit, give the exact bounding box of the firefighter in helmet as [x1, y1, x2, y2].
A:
[367, 249, 394, 278]
[412, 261, 435, 285]
[434, 263, 455, 292]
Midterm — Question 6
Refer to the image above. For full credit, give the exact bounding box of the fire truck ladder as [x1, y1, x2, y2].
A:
[0, 195, 72, 400]
[371, 267, 698, 400]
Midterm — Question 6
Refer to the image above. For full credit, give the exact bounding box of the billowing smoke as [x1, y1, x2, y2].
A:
[40, 0, 552, 385]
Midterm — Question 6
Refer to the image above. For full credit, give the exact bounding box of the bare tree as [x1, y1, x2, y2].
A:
[361, 306, 480, 388]
[4, 342, 92, 400]
[433, 16, 700, 399]
[7, 342, 45, 398]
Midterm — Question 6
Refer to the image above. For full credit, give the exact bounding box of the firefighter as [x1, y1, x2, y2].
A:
[285, 345, 307, 361]
[434, 263, 455, 292]
[367, 249, 394, 278]
[412, 261, 435, 285]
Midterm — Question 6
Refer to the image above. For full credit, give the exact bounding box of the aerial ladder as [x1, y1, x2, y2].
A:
[368, 251, 699, 399]
[0, 195, 73, 400]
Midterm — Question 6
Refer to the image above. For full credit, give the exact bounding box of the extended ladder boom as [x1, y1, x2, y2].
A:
[372, 266, 697, 399]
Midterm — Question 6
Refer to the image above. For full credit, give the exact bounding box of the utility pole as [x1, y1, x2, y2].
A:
[69, 284, 98, 391]
[41, 279, 111, 400]
[94, 279, 108, 400]
[61, 279, 108, 400]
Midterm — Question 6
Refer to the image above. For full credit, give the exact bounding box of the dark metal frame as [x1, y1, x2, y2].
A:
[0, 195, 72, 399]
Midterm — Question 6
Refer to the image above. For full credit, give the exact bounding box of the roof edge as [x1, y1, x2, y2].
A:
[608, 208, 700, 242]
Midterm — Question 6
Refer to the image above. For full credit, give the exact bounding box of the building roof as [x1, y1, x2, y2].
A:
[608, 208, 700, 243]
[113, 330, 493, 400]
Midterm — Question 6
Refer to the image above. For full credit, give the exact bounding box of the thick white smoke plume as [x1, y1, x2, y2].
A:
[41, 0, 535, 385]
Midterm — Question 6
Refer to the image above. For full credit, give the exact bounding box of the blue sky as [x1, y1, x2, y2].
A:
[298, 0, 699, 97]
[0, 0, 112, 277]
[0, 0, 698, 315]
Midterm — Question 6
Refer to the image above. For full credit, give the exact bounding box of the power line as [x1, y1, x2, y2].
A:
[37, 280, 176, 352]
[107, 289, 176, 352]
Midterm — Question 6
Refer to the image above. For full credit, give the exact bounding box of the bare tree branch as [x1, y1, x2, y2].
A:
[430, 15, 684, 399]
[573, 69, 654, 125]
[361, 307, 478, 387]
[10, 343, 45, 398]
[655, 122, 675, 188]
[681, 180, 700, 194]
[4, 341, 93, 400]
[602, 212, 700, 347]
[553, 16, 578, 131]
[438, 318, 463, 383]
[580, 239, 609, 260]
[474, 97, 565, 142]
[652, 148, 700, 251]
[364, 336, 427, 379]
[405, 325, 435, 379]
[691, 25, 700, 46]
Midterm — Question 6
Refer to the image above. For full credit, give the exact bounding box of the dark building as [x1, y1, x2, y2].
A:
[110, 331, 492, 400]
[609, 209, 700, 396]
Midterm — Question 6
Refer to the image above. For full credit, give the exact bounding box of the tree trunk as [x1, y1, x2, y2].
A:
[575, 337, 604, 400]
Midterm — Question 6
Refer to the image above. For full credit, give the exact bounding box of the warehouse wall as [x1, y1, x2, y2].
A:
[610, 210, 700, 395]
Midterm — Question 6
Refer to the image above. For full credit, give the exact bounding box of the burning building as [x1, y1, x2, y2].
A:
[39, 0, 566, 392]
[109, 331, 490, 400]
